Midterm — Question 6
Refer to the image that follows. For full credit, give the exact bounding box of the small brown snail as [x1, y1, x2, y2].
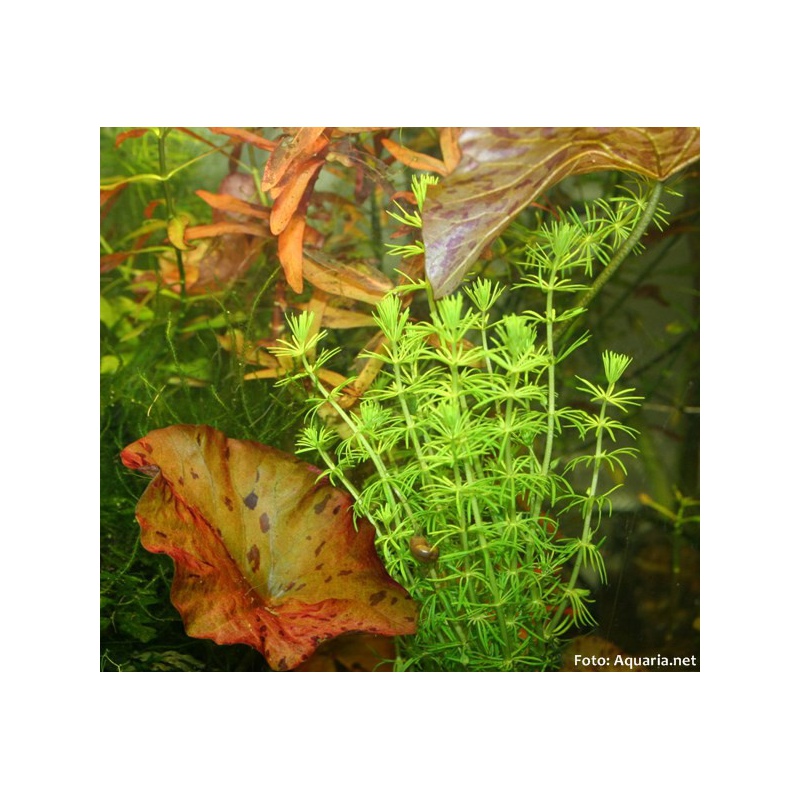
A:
[409, 535, 439, 564]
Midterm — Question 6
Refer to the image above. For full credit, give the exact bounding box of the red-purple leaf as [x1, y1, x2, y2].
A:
[120, 425, 417, 670]
[422, 127, 700, 298]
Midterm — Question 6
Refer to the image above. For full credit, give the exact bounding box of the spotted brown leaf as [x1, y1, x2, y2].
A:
[120, 425, 417, 670]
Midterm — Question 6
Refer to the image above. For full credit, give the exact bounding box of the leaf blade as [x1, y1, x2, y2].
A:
[422, 127, 700, 298]
[120, 425, 417, 671]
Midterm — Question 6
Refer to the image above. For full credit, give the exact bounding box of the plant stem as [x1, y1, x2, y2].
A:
[556, 180, 664, 347]
[157, 128, 187, 309]
[545, 396, 609, 636]
[444, 335, 512, 661]
[527, 278, 558, 551]
[301, 353, 414, 526]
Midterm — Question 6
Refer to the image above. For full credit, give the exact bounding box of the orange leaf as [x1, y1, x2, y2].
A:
[439, 127, 463, 174]
[195, 190, 271, 221]
[185, 221, 270, 240]
[262, 127, 328, 192]
[115, 128, 150, 147]
[269, 158, 325, 236]
[381, 137, 448, 176]
[209, 127, 277, 152]
[120, 425, 417, 671]
[278, 215, 306, 293]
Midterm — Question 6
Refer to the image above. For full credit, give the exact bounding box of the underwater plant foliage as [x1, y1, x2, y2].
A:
[102, 128, 699, 671]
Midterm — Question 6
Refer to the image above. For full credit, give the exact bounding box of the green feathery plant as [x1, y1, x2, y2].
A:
[270, 176, 667, 671]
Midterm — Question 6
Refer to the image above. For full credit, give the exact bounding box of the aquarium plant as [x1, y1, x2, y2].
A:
[273, 176, 663, 669]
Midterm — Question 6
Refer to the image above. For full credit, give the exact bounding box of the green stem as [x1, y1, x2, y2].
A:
[545, 397, 609, 636]
[392, 359, 431, 483]
[302, 354, 414, 526]
[556, 180, 664, 347]
[445, 340, 512, 661]
[527, 281, 558, 548]
[157, 128, 187, 309]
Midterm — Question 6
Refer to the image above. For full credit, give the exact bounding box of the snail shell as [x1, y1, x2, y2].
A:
[410, 535, 439, 564]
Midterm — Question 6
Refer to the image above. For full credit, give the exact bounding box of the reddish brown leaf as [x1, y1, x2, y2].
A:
[115, 128, 150, 147]
[120, 425, 417, 671]
[278, 215, 306, 293]
[261, 127, 328, 193]
[185, 221, 270, 240]
[195, 190, 271, 222]
[422, 127, 701, 298]
[269, 158, 325, 235]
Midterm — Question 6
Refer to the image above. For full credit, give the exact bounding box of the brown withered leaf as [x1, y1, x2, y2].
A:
[120, 425, 417, 671]
[422, 127, 700, 298]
